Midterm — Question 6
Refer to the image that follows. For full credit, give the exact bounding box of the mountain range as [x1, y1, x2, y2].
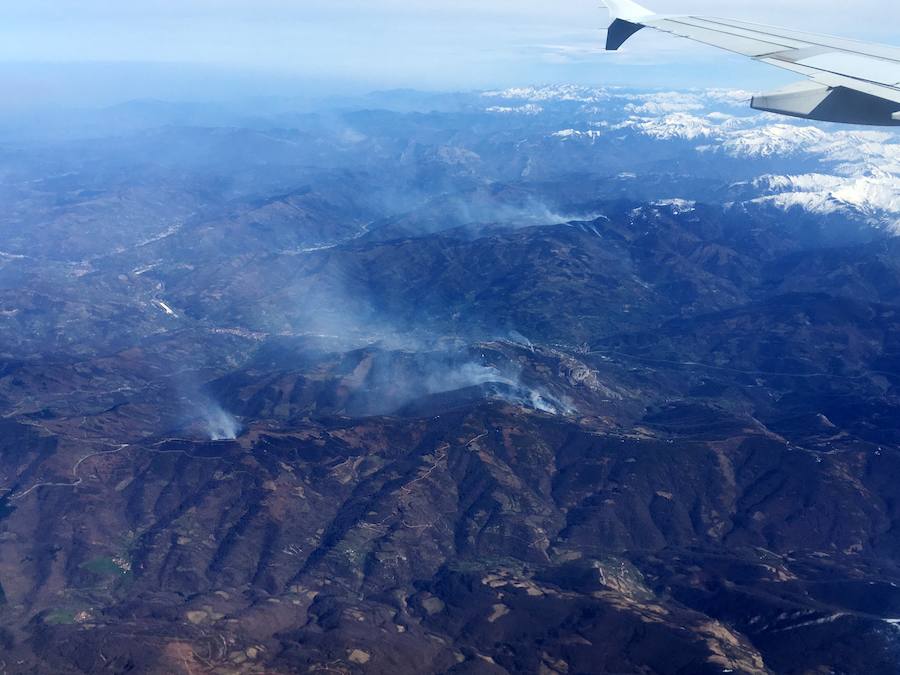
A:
[0, 86, 899, 674]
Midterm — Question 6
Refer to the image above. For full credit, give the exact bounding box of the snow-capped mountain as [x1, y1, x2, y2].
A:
[481, 86, 900, 232]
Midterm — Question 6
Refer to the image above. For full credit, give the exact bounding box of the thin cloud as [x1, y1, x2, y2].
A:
[0, 0, 896, 96]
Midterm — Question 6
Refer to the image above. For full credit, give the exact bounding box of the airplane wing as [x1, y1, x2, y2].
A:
[602, 0, 900, 126]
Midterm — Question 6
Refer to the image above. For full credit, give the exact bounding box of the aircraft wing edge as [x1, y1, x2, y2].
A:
[601, 1, 900, 126]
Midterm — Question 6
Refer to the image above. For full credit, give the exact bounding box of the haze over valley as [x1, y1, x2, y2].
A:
[1, 87, 900, 673]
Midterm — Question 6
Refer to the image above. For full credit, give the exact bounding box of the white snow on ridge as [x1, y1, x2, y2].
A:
[553, 129, 602, 140]
[718, 126, 898, 162]
[703, 89, 755, 106]
[490, 84, 900, 231]
[653, 199, 696, 214]
[614, 112, 733, 140]
[137, 223, 182, 248]
[613, 107, 899, 165]
[623, 91, 706, 115]
[155, 300, 178, 318]
[753, 171, 900, 229]
[482, 85, 610, 103]
[481, 87, 752, 109]
[716, 124, 828, 158]
[615, 106, 900, 228]
[486, 104, 544, 115]
[625, 100, 703, 115]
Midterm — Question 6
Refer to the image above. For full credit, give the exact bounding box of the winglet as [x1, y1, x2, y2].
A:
[602, 0, 654, 23]
[602, 0, 654, 50]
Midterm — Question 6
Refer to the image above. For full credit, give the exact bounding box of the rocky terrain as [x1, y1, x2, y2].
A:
[0, 88, 899, 673]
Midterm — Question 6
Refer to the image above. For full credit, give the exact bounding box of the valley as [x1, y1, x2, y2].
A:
[0, 87, 899, 673]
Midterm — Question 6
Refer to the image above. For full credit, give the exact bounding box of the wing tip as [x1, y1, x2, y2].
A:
[602, 0, 653, 50]
[602, 0, 654, 23]
[606, 19, 646, 51]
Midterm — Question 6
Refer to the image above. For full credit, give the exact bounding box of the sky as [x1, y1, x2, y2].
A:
[2, 0, 899, 105]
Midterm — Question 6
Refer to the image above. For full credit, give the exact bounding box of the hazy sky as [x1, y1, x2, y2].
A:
[2, 0, 899, 104]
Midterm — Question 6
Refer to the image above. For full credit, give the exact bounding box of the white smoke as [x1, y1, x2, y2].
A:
[200, 401, 240, 441]
[425, 362, 575, 416]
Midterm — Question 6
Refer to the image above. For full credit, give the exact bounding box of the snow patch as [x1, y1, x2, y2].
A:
[155, 300, 178, 318]
[486, 104, 543, 115]
[653, 199, 696, 214]
[553, 129, 603, 140]
[482, 85, 609, 103]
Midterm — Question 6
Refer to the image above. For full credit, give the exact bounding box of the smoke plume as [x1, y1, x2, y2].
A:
[199, 399, 241, 441]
